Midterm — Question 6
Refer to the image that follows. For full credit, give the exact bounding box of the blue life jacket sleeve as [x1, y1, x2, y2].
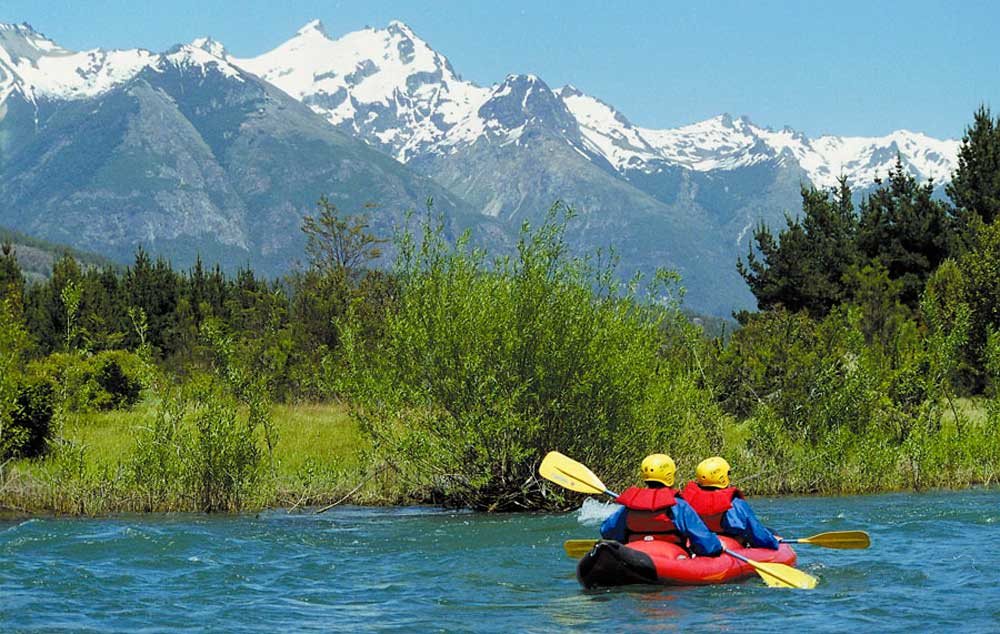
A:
[724, 499, 780, 549]
[600, 505, 628, 542]
[672, 499, 723, 556]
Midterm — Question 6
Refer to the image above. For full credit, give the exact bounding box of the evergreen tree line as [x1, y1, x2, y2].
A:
[0, 198, 394, 461]
[0, 250, 350, 396]
[738, 105, 1000, 393]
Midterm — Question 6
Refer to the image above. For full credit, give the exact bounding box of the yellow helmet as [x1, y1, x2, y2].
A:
[696, 456, 731, 488]
[640, 454, 676, 486]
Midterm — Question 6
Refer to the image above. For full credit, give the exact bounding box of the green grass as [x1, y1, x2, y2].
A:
[4, 395, 996, 515]
[270, 402, 365, 474]
[53, 400, 365, 478]
[1, 400, 370, 515]
[941, 396, 989, 428]
[57, 403, 150, 466]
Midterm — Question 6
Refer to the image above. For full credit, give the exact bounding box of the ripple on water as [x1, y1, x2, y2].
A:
[3, 492, 1000, 633]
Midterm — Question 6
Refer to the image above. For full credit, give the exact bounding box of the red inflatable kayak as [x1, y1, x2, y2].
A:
[576, 536, 798, 588]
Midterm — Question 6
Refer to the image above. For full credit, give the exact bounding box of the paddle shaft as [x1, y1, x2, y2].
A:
[568, 528, 868, 559]
[723, 549, 754, 565]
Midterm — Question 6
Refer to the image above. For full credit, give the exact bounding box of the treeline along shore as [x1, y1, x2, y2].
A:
[5, 108, 1000, 514]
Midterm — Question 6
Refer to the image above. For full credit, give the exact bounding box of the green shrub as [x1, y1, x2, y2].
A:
[28, 350, 144, 412]
[339, 205, 728, 510]
[1, 375, 56, 459]
[183, 378, 262, 512]
[93, 350, 143, 409]
[130, 375, 263, 512]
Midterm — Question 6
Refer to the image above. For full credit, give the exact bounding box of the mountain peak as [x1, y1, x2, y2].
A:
[476, 72, 579, 138]
[190, 36, 228, 59]
[0, 22, 36, 34]
[164, 44, 244, 81]
[0, 22, 47, 39]
[559, 84, 583, 98]
[504, 73, 541, 84]
[296, 19, 329, 38]
[386, 20, 416, 38]
[0, 21, 68, 60]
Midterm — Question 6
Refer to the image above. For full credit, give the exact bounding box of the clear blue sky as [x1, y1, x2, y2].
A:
[6, 0, 998, 139]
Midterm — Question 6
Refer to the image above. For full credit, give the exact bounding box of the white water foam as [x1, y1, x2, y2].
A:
[575, 498, 618, 527]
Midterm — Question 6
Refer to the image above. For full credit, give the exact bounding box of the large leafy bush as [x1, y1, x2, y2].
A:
[340, 206, 723, 510]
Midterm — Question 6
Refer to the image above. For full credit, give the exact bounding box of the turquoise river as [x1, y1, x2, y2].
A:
[2, 490, 998, 633]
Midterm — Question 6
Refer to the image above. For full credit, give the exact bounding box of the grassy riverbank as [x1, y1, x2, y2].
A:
[3, 396, 998, 516]
[0, 402, 377, 515]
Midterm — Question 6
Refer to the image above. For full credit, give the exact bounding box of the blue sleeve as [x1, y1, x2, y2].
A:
[672, 500, 723, 556]
[724, 499, 780, 549]
[600, 506, 627, 542]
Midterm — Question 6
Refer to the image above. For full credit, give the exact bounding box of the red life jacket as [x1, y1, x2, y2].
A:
[614, 486, 683, 544]
[679, 481, 744, 533]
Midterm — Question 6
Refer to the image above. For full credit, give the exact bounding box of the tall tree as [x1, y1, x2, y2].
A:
[301, 196, 386, 278]
[947, 105, 1000, 229]
[738, 179, 858, 317]
[857, 158, 954, 309]
[957, 220, 1000, 390]
[25, 253, 83, 353]
[123, 248, 178, 354]
[0, 242, 25, 316]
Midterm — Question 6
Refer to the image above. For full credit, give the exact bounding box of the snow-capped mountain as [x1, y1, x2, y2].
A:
[234, 20, 959, 192]
[557, 88, 959, 190]
[234, 19, 490, 162]
[0, 18, 960, 193]
[0, 22, 245, 105]
[0, 21, 475, 278]
[0, 19, 968, 315]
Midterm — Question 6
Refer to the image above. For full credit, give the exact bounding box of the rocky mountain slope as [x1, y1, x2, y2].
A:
[0, 20, 962, 314]
[0, 22, 480, 276]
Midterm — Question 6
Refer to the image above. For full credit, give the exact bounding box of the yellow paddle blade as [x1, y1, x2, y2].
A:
[724, 549, 818, 589]
[799, 530, 870, 550]
[564, 539, 599, 559]
[539, 451, 609, 495]
[748, 560, 819, 589]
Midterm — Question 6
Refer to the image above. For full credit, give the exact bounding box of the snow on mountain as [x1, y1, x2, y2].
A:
[231, 18, 958, 190]
[0, 22, 244, 105]
[438, 74, 586, 154]
[558, 85, 959, 189]
[190, 36, 228, 60]
[0, 23, 156, 102]
[556, 85, 660, 167]
[233, 19, 489, 162]
[807, 131, 959, 189]
[0, 19, 961, 191]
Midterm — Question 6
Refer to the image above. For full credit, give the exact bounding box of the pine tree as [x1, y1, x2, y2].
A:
[946, 105, 1000, 228]
[0, 242, 25, 316]
[24, 253, 83, 353]
[857, 158, 954, 309]
[738, 179, 858, 317]
[123, 248, 178, 354]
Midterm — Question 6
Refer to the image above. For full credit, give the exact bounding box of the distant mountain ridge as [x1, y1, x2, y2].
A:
[233, 19, 959, 191]
[0, 20, 964, 314]
[0, 21, 481, 279]
[1, 225, 117, 283]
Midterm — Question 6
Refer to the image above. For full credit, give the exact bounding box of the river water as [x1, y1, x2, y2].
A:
[2, 490, 998, 633]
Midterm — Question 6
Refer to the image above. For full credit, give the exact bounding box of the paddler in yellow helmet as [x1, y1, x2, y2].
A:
[600, 454, 723, 556]
[679, 457, 779, 550]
